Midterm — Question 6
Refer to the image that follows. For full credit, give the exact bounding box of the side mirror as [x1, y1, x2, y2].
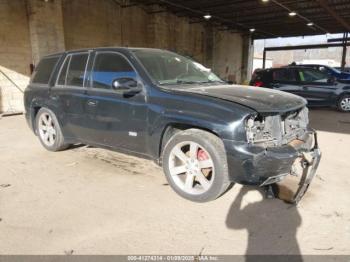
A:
[327, 76, 336, 84]
[112, 78, 141, 93]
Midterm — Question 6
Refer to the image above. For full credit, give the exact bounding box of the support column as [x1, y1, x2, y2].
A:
[27, 0, 66, 65]
[204, 25, 214, 68]
[241, 34, 254, 83]
[341, 32, 348, 69]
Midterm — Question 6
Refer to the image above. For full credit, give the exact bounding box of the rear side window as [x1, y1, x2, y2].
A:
[91, 52, 136, 89]
[57, 56, 71, 85]
[32, 56, 60, 84]
[65, 53, 89, 87]
[272, 69, 297, 82]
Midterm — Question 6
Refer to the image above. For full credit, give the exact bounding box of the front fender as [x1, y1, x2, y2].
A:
[146, 104, 251, 159]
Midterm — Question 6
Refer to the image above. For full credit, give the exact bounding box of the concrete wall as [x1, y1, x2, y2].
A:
[62, 0, 122, 49]
[212, 31, 244, 84]
[0, 0, 253, 114]
[0, 0, 32, 114]
[61, 1, 247, 80]
[61, 1, 208, 64]
[27, 0, 66, 65]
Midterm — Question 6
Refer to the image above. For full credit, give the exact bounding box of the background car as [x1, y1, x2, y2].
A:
[250, 66, 350, 112]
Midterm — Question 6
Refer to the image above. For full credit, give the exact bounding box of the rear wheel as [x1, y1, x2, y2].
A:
[35, 108, 69, 151]
[162, 129, 232, 202]
[337, 94, 350, 112]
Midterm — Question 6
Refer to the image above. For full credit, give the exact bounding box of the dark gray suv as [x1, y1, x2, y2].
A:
[24, 48, 321, 202]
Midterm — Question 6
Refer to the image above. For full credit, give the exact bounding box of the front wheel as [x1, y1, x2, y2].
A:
[337, 94, 350, 112]
[162, 129, 232, 202]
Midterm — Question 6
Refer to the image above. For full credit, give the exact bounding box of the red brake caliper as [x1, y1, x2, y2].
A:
[197, 149, 209, 161]
[197, 149, 210, 177]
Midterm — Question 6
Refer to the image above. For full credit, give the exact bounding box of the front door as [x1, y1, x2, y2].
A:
[296, 68, 337, 106]
[85, 51, 148, 154]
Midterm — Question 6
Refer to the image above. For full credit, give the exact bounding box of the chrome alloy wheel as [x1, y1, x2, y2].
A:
[38, 113, 56, 147]
[340, 97, 350, 111]
[168, 141, 215, 195]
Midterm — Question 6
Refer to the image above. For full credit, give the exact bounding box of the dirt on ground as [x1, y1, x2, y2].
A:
[0, 109, 349, 255]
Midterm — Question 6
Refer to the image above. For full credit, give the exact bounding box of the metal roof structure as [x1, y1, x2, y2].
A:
[127, 0, 350, 39]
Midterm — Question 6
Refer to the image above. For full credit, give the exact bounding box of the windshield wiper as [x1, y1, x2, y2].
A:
[159, 79, 225, 86]
[176, 80, 199, 84]
[203, 80, 225, 84]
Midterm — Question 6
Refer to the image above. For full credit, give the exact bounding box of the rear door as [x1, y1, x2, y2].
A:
[270, 68, 302, 96]
[50, 52, 91, 140]
[296, 68, 337, 106]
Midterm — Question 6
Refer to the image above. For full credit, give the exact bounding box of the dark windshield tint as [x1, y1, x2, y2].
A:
[91, 52, 136, 89]
[133, 49, 223, 86]
[32, 56, 60, 84]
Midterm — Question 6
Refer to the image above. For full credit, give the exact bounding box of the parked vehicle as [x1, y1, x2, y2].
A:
[250, 66, 350, 112]
[25, 48, 321, 203]
[299, 64, 350, 80]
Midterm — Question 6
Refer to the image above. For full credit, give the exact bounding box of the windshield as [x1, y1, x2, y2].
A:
[133, 49, 224, 86]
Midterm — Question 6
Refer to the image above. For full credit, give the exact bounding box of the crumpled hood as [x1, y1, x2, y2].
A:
[175, 84, 307, 114]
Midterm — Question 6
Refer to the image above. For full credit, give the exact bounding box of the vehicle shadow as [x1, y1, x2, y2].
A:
[225, 186, 303, 261]
[309, 108, 350, 135]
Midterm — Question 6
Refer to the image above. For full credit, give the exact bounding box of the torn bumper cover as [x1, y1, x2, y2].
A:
[224, 130, 321, 203]
[290, 138, 321, 204]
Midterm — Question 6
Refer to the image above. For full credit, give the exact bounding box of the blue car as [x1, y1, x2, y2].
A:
[302, 64, 350, 81]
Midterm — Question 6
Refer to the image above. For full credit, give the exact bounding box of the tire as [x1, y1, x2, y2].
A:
[35, 108, 69, 152]
[337, 94, 350, 112]
[162, 128, 232, 202]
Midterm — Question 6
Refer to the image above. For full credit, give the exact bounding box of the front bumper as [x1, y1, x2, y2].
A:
[223, 130, 321, 202]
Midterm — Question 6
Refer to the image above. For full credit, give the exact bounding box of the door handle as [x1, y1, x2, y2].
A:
[87, 100, 98, 107]
[302, 86, 308, 90]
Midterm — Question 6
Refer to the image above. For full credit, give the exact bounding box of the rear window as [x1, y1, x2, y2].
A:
[32, 56, 60, 84]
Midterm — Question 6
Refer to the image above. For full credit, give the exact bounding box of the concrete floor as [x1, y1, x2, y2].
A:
[0, 109, 349, 255]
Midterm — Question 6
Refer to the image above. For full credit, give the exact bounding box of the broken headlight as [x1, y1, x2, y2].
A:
[245, 114, 282, 145]
[245, 107, 309, 146]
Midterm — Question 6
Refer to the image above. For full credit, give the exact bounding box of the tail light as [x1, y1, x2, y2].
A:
[254, 81, 264, 87]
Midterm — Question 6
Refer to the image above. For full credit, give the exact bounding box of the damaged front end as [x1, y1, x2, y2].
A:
[244, 107, 321, 203]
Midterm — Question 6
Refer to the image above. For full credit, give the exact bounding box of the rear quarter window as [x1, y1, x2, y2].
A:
[31, 56, 60, 84]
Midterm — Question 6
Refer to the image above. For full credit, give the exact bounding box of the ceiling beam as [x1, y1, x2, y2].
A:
[316, 0, 350, 31]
